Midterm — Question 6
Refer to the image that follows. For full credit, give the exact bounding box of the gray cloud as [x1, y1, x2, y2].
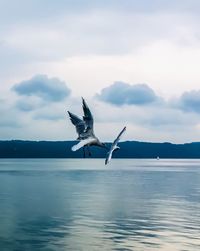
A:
[1, 0, 200, 26]
[177, 90, 200, 113]
[97, 81, 160, 106]
[1, 85, 200, 142]
[12, 74, 71, 102]
[15, 97, 43, 112]
[16, 101, 36, 112]
[33, 113, 64, 121]
[0, 101, 23, 129]
[1, 0, 199, 71]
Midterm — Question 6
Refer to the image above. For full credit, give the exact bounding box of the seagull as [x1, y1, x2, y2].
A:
[105, 126, 126, 165]
[67, 97, 107, 157]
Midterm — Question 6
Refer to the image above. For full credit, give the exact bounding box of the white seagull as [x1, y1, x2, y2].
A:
[105, 126, 126, 165]
[67, 97, 107, 157]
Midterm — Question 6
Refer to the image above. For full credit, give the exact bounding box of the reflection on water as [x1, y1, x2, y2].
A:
[0, 159, 200, 251]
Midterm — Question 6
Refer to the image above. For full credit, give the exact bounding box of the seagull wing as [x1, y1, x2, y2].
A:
[113, 126, 126, 146]
[72, 137, 95, 151]
[67, 111, 86, 136]
[105, 126, 126, 165]
[105, 146, 114, 165]
[82, 97, 94, 132]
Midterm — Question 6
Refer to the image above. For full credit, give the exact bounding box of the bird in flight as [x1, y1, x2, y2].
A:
[105, 126, 126, 165]
[67, 97, 107, 157]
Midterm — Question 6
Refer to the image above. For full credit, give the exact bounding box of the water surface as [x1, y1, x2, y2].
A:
[0, 159, 200, 251]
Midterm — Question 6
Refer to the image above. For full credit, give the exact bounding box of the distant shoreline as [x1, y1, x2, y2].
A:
[1, 140, 200, 158]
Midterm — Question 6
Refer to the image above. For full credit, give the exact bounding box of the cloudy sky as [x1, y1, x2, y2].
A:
[1, 0, 200, 143]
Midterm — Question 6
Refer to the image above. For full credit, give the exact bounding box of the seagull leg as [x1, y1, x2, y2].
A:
[87, 146, 92, 157]
[83, 146, 86, 158]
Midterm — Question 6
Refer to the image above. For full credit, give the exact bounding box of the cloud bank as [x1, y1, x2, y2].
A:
[12, 74, 71, 102]
[1, 78, 200, 142]
[97, 82, 160, 106]
[178, 90, 200, 113]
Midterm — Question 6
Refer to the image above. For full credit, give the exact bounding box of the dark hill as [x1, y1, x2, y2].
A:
[0, 140, 200, 158]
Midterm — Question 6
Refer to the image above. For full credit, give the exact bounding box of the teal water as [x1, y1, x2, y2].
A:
[0, 159, 200, 251]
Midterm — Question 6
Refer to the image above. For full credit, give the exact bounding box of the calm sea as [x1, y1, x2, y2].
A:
[0, 159, 200, 251]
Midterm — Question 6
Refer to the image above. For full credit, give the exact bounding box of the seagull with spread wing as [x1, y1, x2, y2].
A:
[67, 97, 107, 157]
[105, 126, 126, 165]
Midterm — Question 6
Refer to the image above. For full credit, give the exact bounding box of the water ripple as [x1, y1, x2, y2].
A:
[0, 159, 200, 250]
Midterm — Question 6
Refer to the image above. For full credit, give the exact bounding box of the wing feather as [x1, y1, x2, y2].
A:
[72, 138, 95, 151]
[113, 126, 126, 145]
[105, 126, 126, 165]
[67, 111, 86, 136]
[82, 97, 93, 131]
[105, 147, 114, 165]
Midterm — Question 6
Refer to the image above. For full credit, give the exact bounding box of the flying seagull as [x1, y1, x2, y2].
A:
[105, 126, 126, 165]
[67, 97, 107, 157]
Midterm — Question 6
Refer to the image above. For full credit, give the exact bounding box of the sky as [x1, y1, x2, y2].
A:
[1, 0, 200, 143]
